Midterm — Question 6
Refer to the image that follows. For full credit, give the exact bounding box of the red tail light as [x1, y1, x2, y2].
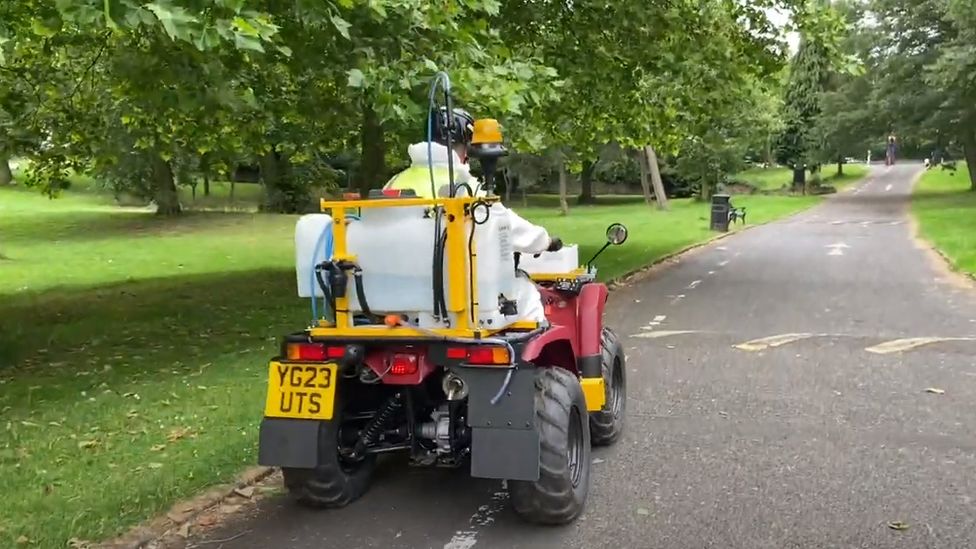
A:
[446, 346, 511, 366]
[286, 343, 345, 361]
[390, 353, 418, 375]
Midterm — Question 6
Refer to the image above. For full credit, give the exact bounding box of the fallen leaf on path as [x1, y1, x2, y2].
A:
[196, 514, 218, 527]
[637, 507, 650, 516]
[176, 523, 191, 538]
[233, 486, 255, 498]
[924, 388, 945, 395]
[888, 521, 910, 531]
[592, 458, 605, 465]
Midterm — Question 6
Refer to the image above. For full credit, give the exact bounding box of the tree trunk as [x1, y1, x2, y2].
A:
[636, 149, 653, 206]
[836, 156, 844, 177]
[355, 100, 386, 197]
[521, 188, 528, 208]
[558, 163, 569, 216]
[963, 131, 976, 191]
[791, 167, 806, 194]
[151, 156, 181, 215]
[644, 145, 669, 210]
[230, 180, 236, 201]
[0, 154, 12, 185]
[577, 160, 597, 204]
[260, 148, 307, 213]
[764, 134, 773, 167]
[201, 155, 211, 196]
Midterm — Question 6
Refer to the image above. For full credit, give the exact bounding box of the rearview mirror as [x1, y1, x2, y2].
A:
[606, 223, 628, 246]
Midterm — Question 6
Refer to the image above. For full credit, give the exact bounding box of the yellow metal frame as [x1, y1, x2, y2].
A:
[526, 268, 592, 283]
[312, 195, 542, 340]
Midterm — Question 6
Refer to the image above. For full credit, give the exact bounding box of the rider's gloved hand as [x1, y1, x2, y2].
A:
[546, 237, 563, 252]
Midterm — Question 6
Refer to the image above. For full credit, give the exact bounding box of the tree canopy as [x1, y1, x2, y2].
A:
[1, 0, 851, 212]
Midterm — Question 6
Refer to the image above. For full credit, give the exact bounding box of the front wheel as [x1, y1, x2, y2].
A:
[590, 327, 626, 445]
[510, 367, 591, 525]
[282, 413, 376, 508]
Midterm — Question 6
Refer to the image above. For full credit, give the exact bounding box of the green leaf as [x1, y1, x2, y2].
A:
[234, 34, 264, 52]
[347, 68, 365, 88]
[146, 2, 197, 41]
[276, 45, 293, 57]
[423, 59, 438, 72]
[331, 15, 352, 39]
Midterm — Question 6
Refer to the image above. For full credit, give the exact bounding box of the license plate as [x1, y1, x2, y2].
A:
[264, 361, 337, 420]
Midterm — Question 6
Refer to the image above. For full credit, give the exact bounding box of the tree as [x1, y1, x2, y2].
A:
[777, 33, 831, 191]
[869, 0, 976, 189]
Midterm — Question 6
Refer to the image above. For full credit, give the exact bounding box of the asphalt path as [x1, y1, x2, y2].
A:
[191, 163, 976, 548]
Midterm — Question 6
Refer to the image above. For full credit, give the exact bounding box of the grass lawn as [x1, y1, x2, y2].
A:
[0, 182, 824, 547]
[735, 163, 868, 192]
[912, 162, 976, 276]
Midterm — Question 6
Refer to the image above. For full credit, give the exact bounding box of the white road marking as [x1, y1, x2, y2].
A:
[707, 270, 716, 275]
[717, 260, 730, 267]
[687, 280, 702, 289]
[831, 220, 844, 225]
[653, 315, 667, 322]
[669, 294, 685, 305]
[631, 330, 700, 339]
[716, 246, 728, 251]
[825, 242, 850, 257]
[865, 337, 976, 354]
[443, 484, 509, 549]
[885, 184, 893, 191]
[734, 333, 816, 351]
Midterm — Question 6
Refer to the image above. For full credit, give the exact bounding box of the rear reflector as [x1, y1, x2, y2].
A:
[447, 346, 511, 366]
[286, 343, 344, 361]
[390, 353, 418, 375]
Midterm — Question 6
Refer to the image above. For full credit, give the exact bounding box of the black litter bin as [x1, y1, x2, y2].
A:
[710, 194, 731, 232]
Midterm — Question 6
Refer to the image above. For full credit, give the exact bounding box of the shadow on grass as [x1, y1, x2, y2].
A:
[0, 268, 306, 380]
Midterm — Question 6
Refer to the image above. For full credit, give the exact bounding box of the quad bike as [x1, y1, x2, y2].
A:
[258, 82, 627, 524]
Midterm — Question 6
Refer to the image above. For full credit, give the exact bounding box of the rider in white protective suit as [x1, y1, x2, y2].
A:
[382, 107, 562, 324]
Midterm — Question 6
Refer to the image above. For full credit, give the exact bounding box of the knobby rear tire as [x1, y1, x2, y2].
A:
[510, 367, 591, 525]
[282, 411, 375, 508]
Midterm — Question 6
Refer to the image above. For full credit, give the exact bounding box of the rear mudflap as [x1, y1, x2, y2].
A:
[452, 366, 540, 481]
[258, 418, 320, 469]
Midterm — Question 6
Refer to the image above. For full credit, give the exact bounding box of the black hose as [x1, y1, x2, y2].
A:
[436, 228, 448, 320]
[314, 263, 336, 320]
[432, 209, 443, 318]
[352, 268, 375, 321]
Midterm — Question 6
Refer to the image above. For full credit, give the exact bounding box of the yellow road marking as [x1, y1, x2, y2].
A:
[733, 333, 815, 351]
[865, 337, 976, 354]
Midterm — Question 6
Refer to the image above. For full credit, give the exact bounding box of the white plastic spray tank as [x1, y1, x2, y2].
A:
[345, 205, 437, 313]
[466, 202, 517, 328]
[323, 200, 519, 329]
[295, 213, 334, 298]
